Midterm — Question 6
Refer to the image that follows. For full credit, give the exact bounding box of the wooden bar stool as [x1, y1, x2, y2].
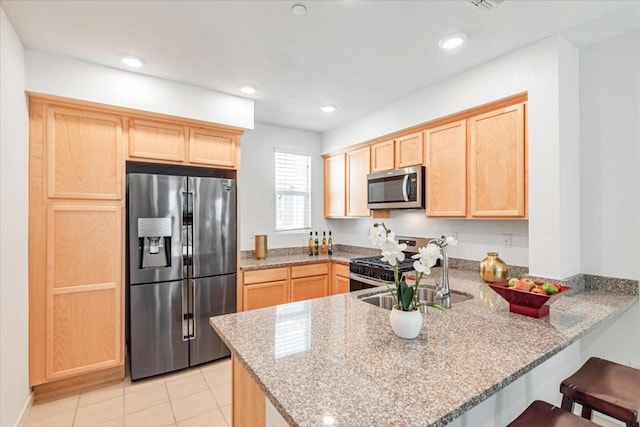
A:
[560, 357, 640, 427]
[508, 400, 599, 426]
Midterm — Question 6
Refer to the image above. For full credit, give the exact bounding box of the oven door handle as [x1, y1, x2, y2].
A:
[349, 273, 387, 288]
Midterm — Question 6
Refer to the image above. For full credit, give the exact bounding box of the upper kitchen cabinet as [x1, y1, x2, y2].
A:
[47, 107, 124, 200]
[188, 126, 239, 169]
[468, 103, 526, 218]
[346, 146, 371, 217]
[425, 121, 467, 217]
[395, 131, 424, 168]
[324, 153, 346, 218]
[128, 118, 186, 163]
[370, 132, 423, 173]
[128, 118, 241, 169]
[370, 139, 395, 172]
[425, 102, 527, 219]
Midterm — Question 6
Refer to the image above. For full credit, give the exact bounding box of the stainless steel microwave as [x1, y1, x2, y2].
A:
[367, 166, 424, 209]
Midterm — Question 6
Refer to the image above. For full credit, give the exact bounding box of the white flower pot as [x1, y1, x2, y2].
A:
[389, 306, 422, 339]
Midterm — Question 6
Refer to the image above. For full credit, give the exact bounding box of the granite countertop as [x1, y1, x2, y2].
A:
[211, 268, 638, 426]
[239, 250, 365, 270]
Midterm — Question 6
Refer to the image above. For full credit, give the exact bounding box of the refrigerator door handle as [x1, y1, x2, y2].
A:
[190, 280, 196, 340]
[181, 279, 190, 341]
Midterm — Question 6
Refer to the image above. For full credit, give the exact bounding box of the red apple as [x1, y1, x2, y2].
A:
[514, 279, 535, 292]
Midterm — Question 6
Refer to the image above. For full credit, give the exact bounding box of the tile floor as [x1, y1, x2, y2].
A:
[21, 357, 232, 427]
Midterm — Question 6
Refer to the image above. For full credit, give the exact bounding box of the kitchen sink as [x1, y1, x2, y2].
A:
[357, 287, 473, 311]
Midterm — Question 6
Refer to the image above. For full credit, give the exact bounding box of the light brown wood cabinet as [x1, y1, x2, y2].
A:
[370, 139, 395, 172]
[30, 101, 125, 388]
[128, 118, 186, 163]
[290, 263, 329, 301]
[425, 121, 467, 217]
[188, 126, 238, 168]
[242, 267, 289, 311]
[323, 153, 346, 218]
[395, 131, 424, 168]
[127, 118, 241, 169]
[331, 263, 350, 295]
[468, 104, 526, 217]
[425, 103, 527, 218]
[346, 146, 371, 217]
[370, 132, 423, 173]
[241, 263, 331, 311]
[29, 95, 244, 396]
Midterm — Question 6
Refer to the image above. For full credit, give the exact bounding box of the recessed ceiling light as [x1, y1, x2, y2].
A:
[438, 33, 468, 50]
[120, 54, 145, 68]
[291, 4, 307, 16]
[320, 104, 337, 113]
[239, 85, 257, 95]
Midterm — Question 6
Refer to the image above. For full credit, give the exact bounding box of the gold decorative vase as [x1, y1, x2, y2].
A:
[479, 252, 508, 283]
[255, 235, 268, 260]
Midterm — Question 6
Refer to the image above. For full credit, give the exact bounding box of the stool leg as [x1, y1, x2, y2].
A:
[561, 395, 574, 412]
[581, 405, 592, 420]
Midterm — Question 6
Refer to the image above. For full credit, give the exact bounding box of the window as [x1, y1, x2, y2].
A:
[275, 150, 311, 231]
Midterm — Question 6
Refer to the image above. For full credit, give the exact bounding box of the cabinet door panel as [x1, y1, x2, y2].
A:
[324, 154, 346, 218]
[469, 104, 525, 217]
[370, 140, 395, 172]
[243, 281, 289, 311]
[47, 107, 123, 199]
[46, 203, 122, 380]
[425, 121, 467, 217]
[49, 288, 119, 378]
[128, 119, 186, 163]
[396, 132, 423, 168]
[332, 275, 350, 295]
[189, 127, 237, 168]
[290, 276, 328, 302]
[346, 146, 370, 217]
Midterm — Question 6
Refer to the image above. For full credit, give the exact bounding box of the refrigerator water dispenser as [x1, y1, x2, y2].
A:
[138, 217, 172, 268]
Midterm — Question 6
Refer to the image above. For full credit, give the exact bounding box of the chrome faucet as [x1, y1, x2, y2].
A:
[432, 236, 452, 309]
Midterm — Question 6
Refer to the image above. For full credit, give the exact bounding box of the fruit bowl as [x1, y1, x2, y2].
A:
[488, 281, 571, 318]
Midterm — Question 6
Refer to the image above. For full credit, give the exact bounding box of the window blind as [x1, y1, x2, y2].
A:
[275, 151, 311, 231]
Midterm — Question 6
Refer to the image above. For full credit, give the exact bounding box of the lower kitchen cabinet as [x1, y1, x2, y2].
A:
[331, 262, 350, 294]
[242, 267, 289, 311]
[290, 263, 329, 302]
[241, 263, 334, 311]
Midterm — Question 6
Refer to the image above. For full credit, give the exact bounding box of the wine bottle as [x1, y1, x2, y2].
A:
[313, 231, 319, 256]
[308, 231, 314, 256]
[321, 231, 327, 255]
[327, 231, 333, 255]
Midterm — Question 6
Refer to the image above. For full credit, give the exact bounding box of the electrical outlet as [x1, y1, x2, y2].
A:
[502, 233, 512, 248]
[250, 229, 255, 239]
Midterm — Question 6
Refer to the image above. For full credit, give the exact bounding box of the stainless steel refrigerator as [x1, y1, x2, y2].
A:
[127, 172, 236, 380]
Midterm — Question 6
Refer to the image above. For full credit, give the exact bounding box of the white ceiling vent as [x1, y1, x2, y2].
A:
[465, 0, 505, 11]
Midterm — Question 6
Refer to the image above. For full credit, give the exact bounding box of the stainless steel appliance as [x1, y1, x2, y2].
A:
[127, 172, 236, 380]
[349, 236, 437, 291]
[366, 166, 424, 209]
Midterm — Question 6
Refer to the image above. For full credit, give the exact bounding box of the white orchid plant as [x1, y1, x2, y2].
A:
[369, 222, 454, 312]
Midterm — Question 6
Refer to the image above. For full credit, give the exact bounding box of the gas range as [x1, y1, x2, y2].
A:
[349, 236, 437, 291]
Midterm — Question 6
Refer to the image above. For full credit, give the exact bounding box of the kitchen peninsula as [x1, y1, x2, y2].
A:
[211, 267, 638, 426]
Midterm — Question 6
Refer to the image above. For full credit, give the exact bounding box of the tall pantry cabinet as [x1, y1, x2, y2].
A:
[29, 100, 125, 390]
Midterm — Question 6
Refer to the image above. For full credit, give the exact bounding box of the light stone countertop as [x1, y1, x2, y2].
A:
[211, 268, 638, 426]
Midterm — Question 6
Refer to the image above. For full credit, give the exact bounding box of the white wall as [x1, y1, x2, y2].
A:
[323, 36, 582, 278]
[580, 30, 640, 281]
[0, 7, 31, 426]
[25, 50, 254, 130]
[240, 122, 327, 251]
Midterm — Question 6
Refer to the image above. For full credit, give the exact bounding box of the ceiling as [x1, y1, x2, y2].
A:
[2, 0, 639, 133]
